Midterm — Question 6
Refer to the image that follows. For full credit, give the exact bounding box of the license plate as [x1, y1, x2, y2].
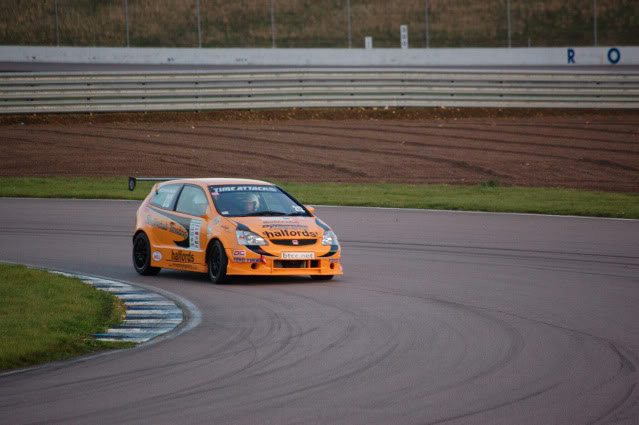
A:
[281, 252, 315, 260]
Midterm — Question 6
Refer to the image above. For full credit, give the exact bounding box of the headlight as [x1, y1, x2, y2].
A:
[322, 230, 338, 246]
[236, 230, 268, 246]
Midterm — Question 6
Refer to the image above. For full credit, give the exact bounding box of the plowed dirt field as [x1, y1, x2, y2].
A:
[1, 108, 638, 192]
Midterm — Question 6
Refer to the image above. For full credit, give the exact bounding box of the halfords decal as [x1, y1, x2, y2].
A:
[263, 229, 318, 238]
[171, 250, 195, 263]
[211, 186, 278, 193]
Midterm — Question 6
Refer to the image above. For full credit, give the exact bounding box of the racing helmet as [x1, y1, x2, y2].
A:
[238, 192, 260, 212]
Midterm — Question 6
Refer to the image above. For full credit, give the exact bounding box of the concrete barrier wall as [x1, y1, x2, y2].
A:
[1, 46, 638, 66]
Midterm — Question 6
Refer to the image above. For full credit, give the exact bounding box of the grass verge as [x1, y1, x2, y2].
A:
[0, 177, 637, 219]
[0, 264, 133, 372]
[284, 182, 639, 219]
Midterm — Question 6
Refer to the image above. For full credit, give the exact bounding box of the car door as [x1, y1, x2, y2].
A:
[146, 183, 183, 251]
[169, 184, 211, 266]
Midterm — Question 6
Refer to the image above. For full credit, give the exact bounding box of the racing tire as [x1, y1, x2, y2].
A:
[208, 240, 228, 284]
[310, 275, 334, 281]
[132, 233, 161, 276]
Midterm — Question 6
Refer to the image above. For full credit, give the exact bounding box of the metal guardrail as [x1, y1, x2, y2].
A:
[1, 70, 638, 114]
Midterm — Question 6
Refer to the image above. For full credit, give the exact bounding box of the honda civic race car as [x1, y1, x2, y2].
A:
[130, 177, 342, 283]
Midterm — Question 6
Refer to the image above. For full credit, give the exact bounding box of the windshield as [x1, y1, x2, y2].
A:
[209, 185, 310, 217]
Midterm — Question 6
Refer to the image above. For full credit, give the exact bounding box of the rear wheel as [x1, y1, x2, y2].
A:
[208, 240, 228, 284]
[310, 275, 334, 281]
[132, 233, 161, 276]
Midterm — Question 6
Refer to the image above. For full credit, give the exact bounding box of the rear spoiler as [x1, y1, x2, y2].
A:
[128, 177, 184, 191]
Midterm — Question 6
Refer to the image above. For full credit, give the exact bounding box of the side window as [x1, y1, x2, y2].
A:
[150, 184, 181, 210]
[176, 185, 209, 217]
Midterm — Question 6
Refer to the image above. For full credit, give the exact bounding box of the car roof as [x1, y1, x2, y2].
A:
[159, 178, 275, 187]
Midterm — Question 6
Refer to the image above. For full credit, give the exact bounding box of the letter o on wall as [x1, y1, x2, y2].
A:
[608, 48, 621, 65]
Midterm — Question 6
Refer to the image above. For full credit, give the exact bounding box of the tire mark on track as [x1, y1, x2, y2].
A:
[344, 240, 639, 268]
[352, 279, 638, 425]
[112, 288, 388, 413]
[0, 227, 130, 238]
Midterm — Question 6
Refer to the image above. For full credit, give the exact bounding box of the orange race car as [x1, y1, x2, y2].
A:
[129, 177, 343, 283]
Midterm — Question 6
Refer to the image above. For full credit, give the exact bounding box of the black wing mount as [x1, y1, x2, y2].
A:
[128, 177, 185, 191]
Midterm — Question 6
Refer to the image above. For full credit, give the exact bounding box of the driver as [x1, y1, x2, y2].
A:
[237, 192, 260, 214]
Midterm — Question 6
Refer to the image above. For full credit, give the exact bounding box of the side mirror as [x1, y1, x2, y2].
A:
[306, 206, 315, 214]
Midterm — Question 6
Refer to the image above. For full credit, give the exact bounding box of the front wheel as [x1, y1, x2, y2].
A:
[310, 275, 334, 281]
[132, 233, 161, 276]
[208, 240, 228, 284]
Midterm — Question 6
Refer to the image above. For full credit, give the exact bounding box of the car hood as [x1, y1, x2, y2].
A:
[225, 215, 329, 239]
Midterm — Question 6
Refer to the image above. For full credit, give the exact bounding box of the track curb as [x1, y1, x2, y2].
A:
[50, 271, 184, 343]
[0, 262, 202, 377]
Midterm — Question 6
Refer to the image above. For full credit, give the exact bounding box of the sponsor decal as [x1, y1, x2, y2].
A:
[173, 263, 198, 271]
[171, 250, 195, 263]
[207, 226, 213, 239]
[329, 259, 340, 263]
[169, 222, 188, 238]
[261, 219, 310, 232]
[233, 250, 246, 257]
[262, 217, 293, 222]
[263, 229, 318, 239]
[190, 219, 202, 250]
[211, 186, 278, 193]
[148, 206, 193, 249]
[262, 224, 309, 231]
[213, 217, 221, 226]
[282, 252, 314, 260]
[146, 214, 168, 230]
[152, 251, 162, 262]
[233, 258, 261, 263]
[292, 240, 299, 246]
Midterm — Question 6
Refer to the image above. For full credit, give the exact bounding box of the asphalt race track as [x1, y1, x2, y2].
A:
[1, 198, 638, 424]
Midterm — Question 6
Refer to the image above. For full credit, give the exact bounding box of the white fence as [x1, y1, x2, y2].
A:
[1, 46, 638, 66]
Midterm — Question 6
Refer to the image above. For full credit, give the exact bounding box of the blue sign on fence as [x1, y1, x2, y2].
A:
[608, 48, 621, 64]
[568, 47, 622, 65]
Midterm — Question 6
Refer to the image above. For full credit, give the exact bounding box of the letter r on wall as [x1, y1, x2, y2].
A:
[567, 48, 576, 64]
